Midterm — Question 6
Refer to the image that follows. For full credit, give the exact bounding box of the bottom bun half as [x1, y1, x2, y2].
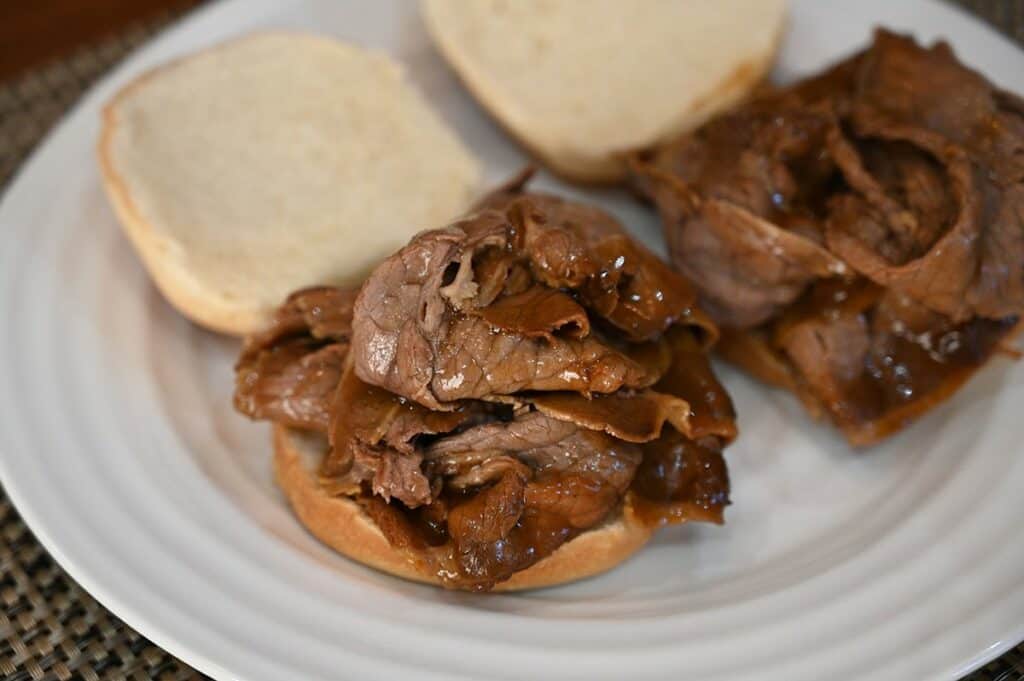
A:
[272, 424, 653, 591]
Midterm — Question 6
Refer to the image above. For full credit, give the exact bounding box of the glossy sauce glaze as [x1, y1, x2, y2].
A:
[631, 30, 1024, 445]
[775, 278, 1018, 444]
[235, 177, 737, 590]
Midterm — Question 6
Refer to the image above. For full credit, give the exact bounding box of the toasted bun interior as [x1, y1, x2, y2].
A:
[99, 32, 480, 336]
[422, 0, 786, 182]
[273, 424, 653, 591]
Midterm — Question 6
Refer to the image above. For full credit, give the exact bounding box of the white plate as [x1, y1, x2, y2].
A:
[1, 1, 1023, 679]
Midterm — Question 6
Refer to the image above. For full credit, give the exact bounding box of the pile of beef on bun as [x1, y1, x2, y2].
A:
[234, 171, 737, 591]
[631, 29, 1024, 446]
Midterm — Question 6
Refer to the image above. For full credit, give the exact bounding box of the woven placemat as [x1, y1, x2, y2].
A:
[0, 2, 1022, 680]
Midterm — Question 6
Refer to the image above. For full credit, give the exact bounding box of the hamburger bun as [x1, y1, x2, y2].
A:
[99, 32, 480, 337]
[273, 424, 654, 591]
[421, 0, 787, 183]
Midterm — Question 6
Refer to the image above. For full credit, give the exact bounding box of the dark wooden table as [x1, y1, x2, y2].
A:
[0, 0, 204, 81]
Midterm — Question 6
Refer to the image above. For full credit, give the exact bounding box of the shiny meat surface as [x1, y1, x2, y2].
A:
[633, 434, 731, 526]
[234, 286, 357, 429]
[350, 180, 714, 410]
[631, 29, 1023, 444]
[234, 340, 346, 431]
[234, 175, 736, 589]
[774, 280, 1017, 445]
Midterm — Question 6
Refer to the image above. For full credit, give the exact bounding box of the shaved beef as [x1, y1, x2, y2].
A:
[472, 248, 531, 306]
[445, 471, 543, 590]
[321, 364, 475, 507]
[583, 231, 717, 344]
[425, 411, 579, 471]
[775, 280, 1019, 445]
[478, 285, 589, 339]
[634, 28, 1024, 324]
[649, 189, 845, 328]
[240, 286, 356, 361]
[629, 73, 851, 327]
[715, 327, 801, 393]
[349, 215, 504, 410]
[446, 469, 528, 585]
[235, 173, 736, 589]
[351, 186, 703, 409]
[633, 28, 1024, 445]
[234, 286, 357, 430]
[522, 330, 736, 444]
[523, 428, 640, 529]
[425, 411, 641, 487]
[416, 417, 644, 590]
[234, 339, 346, 431]
[633, 434, 731, 525]
[353, 213, 611, 409]
[653, 328, 738, 442]
[851, 30, 1024, 179]
[527, 391, 690, 443]
[447, 456, 532, 491]
[481, 175, 716, 343]
[431, 314, 662, 401]
[444, 427, 642, 590]
[827, 115, 1024, 321]
[370, 453, 431, 507]
[831, 136, 955, 260]
[320, 449, 434, 513]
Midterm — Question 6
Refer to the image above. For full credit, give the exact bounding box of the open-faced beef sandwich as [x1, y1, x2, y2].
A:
[630, 29, 1023, 446]
[234, 171, 737, 591]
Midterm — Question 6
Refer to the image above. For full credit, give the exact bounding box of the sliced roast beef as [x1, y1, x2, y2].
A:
[831, 30, 1024, 320]
[444, 426, 641, 590]
[234, 285, 357, 430]
[351, 212, 615, 408]
[632, 433, 731, 525]
[633, 28, 1023, 445]
[480, 176, 716, 343]
[424, 411, 579, 473]
[851, 30, 1024, 180]
[234, 340, 346, 431]
[629, 80, 850, 327]
[240, 286, 356, 361]
[320, 364, 478, 507]
[635, 175, 846, 328]
[446, 456, 532, 491]
[634, 28, 1024, 326]
[526, 391, 689, 444]
[374, 412, 645, 590]
[235, 174, 736, 589]
[774, 280, 1018, 445]
[714, 327, 801, 394]
[445, 468, 528, 586]
[478, 285, 590, 340]
[350, 185, 710, 409]
[653, 328, 738, 442]
[425, 411, 641, 487]
[524, 328, 737, 444]
[429, 314, 663, 402]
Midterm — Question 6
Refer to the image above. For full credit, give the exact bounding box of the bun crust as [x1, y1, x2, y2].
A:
[273, 424, 653, 591]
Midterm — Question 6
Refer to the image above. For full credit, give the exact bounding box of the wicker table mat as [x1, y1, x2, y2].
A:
[1, 2, 1022, 679]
